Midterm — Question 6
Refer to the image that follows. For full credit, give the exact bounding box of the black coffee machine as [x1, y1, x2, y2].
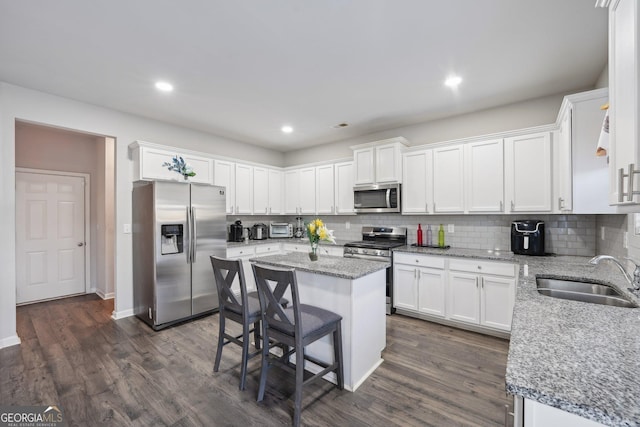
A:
[511, 220, 545, 255]
[228, 220, 244, 242]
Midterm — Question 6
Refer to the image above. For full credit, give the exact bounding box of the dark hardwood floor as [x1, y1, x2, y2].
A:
[1, 294, 512, 426]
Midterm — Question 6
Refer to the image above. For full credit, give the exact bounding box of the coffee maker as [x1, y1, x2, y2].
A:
[228, 220, 244, 242]
[511, 220, 545, 255]
[294, 216, 304, 238]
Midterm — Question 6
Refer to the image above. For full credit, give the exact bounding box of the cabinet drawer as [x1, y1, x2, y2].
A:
[449, 259, 516, 277]
[283, 243, 308, 253]
[255, 243, 281, 255]
[226, 246, 255, 258]
[394, 253, 446, 269]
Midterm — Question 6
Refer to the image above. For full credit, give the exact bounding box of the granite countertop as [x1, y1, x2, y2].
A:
[395, 245, 640, 426]
[249, 251, 389, 280]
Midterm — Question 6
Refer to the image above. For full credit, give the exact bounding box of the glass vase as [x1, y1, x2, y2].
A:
[309, 242, 318, 261]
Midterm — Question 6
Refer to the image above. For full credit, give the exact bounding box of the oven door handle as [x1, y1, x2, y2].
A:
[344, 253, 391, 262]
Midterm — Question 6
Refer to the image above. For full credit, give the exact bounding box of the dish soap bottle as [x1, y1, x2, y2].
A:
[417, 224, 423, 246]
[426, 225, 432, 246]
[438, 224, 445, 247]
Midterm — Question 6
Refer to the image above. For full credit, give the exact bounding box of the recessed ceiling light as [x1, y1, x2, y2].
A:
[281, 125, 293, 134]
[444, 76, 463, 88]
[155, 81, 174, 92]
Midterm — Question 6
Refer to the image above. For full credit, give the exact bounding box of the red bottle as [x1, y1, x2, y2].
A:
[417, 224, 423, 246]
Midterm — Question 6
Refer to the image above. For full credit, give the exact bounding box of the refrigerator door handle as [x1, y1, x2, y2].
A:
[191, 206, 197, 263]
[186, 206, 191, 264]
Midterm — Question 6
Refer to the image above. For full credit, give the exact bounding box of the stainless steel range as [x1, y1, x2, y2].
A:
[344, 226, 407, 314]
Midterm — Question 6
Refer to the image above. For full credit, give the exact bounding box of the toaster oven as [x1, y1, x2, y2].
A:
[269, 222, 293, 238]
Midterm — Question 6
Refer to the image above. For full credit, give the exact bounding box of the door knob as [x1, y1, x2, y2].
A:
[77, 242, 84, 247]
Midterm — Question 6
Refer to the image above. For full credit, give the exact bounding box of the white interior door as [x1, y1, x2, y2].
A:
[16, 171, 86, 304]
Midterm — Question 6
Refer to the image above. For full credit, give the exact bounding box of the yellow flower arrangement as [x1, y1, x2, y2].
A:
[306, 218, 336, 255]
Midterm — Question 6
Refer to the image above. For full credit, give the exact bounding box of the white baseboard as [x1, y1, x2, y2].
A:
[0, 334, 21, 349]
[111, 309, 134, 320]
[95, 289, 115, 300]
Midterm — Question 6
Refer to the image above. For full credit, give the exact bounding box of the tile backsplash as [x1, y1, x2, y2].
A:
[226, 213, 632, 257]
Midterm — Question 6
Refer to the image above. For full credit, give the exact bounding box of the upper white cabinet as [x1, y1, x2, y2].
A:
[334, 161, 355, 215]
[284, 167, 316, 214]
[267, 169, 283, 215]
[316, 164, 335, 214]
[464, 139, 504, 213]
[402, 150, 433, 214]
[234, 163, 253, 214]
[253, 167, 283, 215]
[607, 0, 640, 204]
[504, 132, 552, 212]
[131, 142, 213, 184]
[555, 89, 615, 214]
[433, 145, 465, 213]
[352, 137, 408, 185]
[213, 159, 235, 214]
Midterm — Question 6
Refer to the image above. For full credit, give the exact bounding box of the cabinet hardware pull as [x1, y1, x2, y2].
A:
[558, 197, 564, 210]
[426, 203, 428, 212]
[433, 202, 436, 212]
[265, 207, 268, 214]
[510, 200, 515, 211]
[499, 200, 503, 211]
[418, 270, 421, 279]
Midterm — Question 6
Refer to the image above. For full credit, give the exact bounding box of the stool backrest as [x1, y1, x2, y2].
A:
[252, 264, 300, 335]
[210, 256, 249, 314]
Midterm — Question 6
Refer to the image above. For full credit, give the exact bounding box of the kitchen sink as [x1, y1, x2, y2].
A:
[536, 277, 637, 308]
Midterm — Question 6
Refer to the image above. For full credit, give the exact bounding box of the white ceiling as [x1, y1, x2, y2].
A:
[0, 1, 608, 152]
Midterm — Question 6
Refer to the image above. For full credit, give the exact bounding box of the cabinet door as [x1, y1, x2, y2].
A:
[505, 132, 552, 212]
[402, 150, 433, 213]
[299, 167, 316, 214]
[214, 160, 235, 214]
[268, 169, 283, 215]
[376, 144, 402, 183]
[609, 0, 640, 204]
[417, 267, 445, 317]
[284, 170, 300, 214]
[183, 155, 213, 184]
[334, 161, 355, 214]
[556, 110, 573, 212]
[354, 148, 375, 185]
[316, 164, 335, 214]
[433, 145, 465, 213]
[253, 166, 269, 215]
[393, 265, 418, 311]
[447, 271, 480, 325]
[235, 163, 253, 214]
[465, 139, 504, 213]
[480, 275, 515, 331]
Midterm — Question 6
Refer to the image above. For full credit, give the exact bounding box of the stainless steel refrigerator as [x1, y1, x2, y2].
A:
[132, 180, 226, 330]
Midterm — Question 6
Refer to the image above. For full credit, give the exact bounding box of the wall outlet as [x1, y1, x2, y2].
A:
[600, 226, 605, 240]
[624, 231, 628, 249]
[448, 224, 454, 233]
[345, 221, 350, 230]
[123, 223, 132, 234]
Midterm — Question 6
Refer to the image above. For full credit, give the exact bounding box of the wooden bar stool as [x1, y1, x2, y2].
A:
[252, 264, 344, 427]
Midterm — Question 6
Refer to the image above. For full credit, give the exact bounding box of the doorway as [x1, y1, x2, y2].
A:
[14, 121, 116, 305]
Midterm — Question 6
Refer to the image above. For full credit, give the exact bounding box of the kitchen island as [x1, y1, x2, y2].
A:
[249, 252, 389, 391]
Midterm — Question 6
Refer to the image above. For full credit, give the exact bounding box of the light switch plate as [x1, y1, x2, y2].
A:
[624, 231, 628, 249]
[601, 226, 605, 240]
[123, 223, 132, 234]
[448, 224, 454, 233]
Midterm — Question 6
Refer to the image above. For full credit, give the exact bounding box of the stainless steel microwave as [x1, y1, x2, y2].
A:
[354, 183, 401, 213]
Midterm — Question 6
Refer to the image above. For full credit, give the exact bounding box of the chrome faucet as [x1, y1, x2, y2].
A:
[589, 255, 640, 291]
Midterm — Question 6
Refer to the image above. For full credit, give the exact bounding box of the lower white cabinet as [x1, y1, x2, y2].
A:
[524, 399, 606, 427]
[227, 243, 282, 293]
[393, 253, 517, 334]
[393, 253, 446, 317]
[448, 258, 516, 332]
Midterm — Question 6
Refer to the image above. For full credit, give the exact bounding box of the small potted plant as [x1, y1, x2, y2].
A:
[163, 156, 196, 180]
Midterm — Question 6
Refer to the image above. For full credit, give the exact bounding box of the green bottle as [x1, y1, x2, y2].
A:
[438, 224, 445, 247]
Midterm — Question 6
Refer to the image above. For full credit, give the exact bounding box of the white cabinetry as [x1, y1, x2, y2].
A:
[131, 142, 213, 184]
[556, 109, 573, 212]
[214, 160, 235, 214]
[524, 399, 606, 427]
[505, 132, 552, 212]
[253, 167, 283, 215]
[316, 164, 335, 214]
[226, 246, 257, 293]
[334, 161, 355, 214]
[608, 0, 640, 204]
[448, 259, 516, 332]
[433, 145, 465, 213]
[352, 138, 408, 185]
[284, 167, 319, 215]
[465, 139, 504, 213]
[234, 163, 253, 214]
[402, 150, 433, 214]
[393, 253, 446, 316]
